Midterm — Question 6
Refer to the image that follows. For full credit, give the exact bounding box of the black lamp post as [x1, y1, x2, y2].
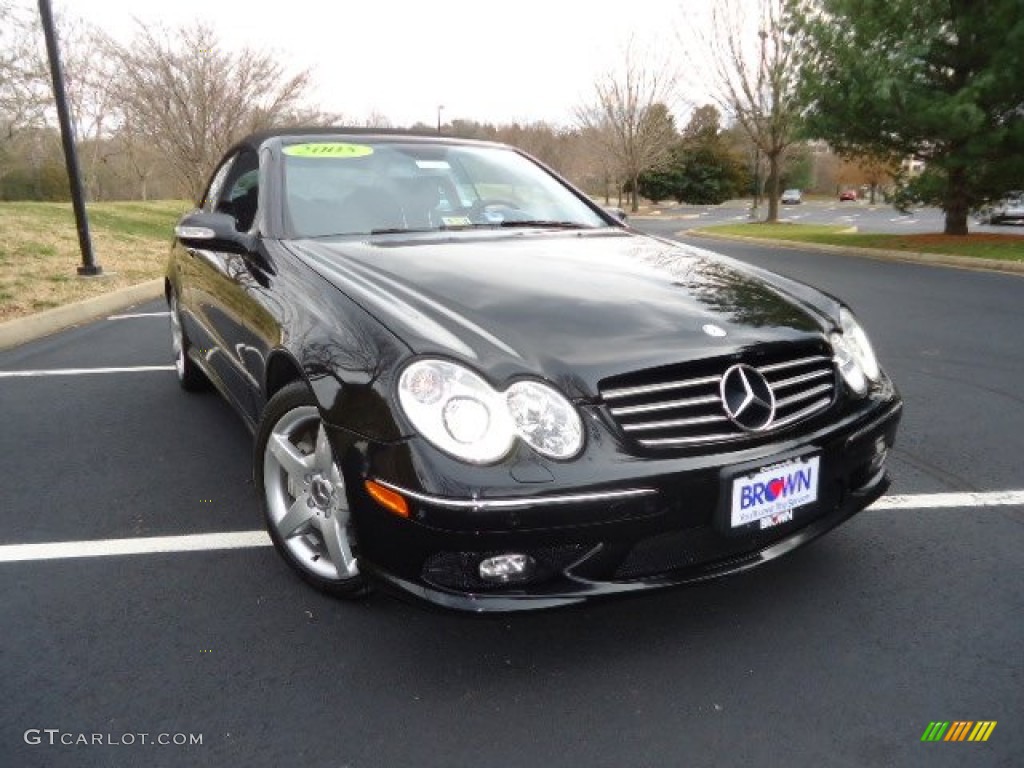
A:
[38, 0, 101, 276]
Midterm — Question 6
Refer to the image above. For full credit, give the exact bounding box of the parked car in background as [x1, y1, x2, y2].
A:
[978, 192, 1024, 225]
[781, 189, 802, 205]
[839, 189, 858, 202]
[167, 128, 902, 612]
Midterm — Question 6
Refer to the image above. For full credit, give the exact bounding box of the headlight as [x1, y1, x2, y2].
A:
[831, 308, 881, 396]
[506, 380, 583, 459]
[398, 360, 583, 464]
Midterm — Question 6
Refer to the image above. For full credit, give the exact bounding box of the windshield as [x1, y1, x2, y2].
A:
[281, 140, 608, 238]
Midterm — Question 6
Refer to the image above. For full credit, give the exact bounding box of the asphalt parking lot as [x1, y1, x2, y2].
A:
[1, 237, 1021, 768]
[642, 199, 1024, 235]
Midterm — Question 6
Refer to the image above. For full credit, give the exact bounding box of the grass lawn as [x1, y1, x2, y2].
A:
[0, 200, 189, 322]
[697, 223, 1024, 263]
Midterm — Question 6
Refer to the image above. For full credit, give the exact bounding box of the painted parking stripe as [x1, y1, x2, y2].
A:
[870, 491, 1024, 510]
[0, 491, 1019, 564]
[107, 311, 170, 320]
[0, 365, 175, 378]
[0, 531, 272, 563]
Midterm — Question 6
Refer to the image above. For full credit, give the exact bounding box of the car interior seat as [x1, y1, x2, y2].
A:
[398, 177, 443, 229]
[232, 185, 259, 232]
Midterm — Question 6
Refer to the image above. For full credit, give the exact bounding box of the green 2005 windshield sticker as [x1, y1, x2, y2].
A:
[283, 143, 374, 158]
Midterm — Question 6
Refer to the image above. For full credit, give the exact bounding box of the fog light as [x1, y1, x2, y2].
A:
[478, 553, 535, 583]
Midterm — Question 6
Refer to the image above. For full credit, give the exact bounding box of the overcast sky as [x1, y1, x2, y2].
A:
[59, 0, 715, 128]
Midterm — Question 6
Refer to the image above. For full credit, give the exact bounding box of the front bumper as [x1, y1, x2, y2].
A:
[346, 393, 902, 612]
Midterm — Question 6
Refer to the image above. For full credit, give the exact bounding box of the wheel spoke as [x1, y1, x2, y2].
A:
[169, 303, 184, 373]
[268, 432, 314, 484]
[263, 403, 361, 585]
[277, 494, 315, 539]
[321, 514, 358, 579]
[313, 423, 332, 472]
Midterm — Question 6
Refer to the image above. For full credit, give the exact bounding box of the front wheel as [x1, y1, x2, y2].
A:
[255, 382, 368, 597]
[168, 293, 209, 391]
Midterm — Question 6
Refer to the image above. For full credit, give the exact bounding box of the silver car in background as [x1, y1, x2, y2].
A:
[980, 191, 1024, 224]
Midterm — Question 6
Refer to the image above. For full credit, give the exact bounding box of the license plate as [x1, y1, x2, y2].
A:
[730, 455, 820, 529]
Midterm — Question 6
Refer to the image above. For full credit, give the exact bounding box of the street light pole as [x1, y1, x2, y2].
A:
[38, 0, 101, 276]
[437, 105, 445, 134]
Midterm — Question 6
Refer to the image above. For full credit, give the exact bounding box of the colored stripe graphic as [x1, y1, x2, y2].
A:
[969, 722, 997, 742]
[921, 721, 996, 742]
[945, 721, 972, 741]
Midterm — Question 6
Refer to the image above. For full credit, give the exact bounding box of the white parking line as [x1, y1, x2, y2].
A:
[0, 365, 175, 378]
[107, 311, 170, 320]
[870, 491, 1024, 510]
[0, 491, 1019, 564]
[0, 531, 272, 563]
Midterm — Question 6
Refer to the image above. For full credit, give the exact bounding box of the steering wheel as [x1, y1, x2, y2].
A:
[469, 198, 526, 222]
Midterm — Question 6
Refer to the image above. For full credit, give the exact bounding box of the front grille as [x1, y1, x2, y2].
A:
[613, 525, 792, 579]
[600, 343, 837, 451]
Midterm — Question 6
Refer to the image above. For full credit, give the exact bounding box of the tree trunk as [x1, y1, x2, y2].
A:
[944, 164, 969, 235]
[765, 153, 781, 223]
[631, 171, 640, 213]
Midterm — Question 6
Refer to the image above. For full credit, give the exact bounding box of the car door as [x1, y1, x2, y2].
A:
[183, 150, 268, 423]
[176, 155, 233, 354]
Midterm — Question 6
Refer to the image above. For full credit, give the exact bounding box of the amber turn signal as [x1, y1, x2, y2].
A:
[364, 480, 410, 518]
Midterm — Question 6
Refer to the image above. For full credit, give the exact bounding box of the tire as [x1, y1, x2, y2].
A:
[168, 293, 209, 391]
[255, 382, 369, 598]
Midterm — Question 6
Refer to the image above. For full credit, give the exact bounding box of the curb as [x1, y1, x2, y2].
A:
[683, 230, 1024, 276]
[0, 279, 165, 351]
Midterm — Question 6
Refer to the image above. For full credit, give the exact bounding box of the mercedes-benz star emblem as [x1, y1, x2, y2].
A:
[720, 364, 776, 431]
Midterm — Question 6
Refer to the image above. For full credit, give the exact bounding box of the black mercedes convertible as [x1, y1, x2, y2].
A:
[167, 129, 902, 611]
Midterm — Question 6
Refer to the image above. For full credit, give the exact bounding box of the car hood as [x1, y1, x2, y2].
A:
[286, 230, 839, 399]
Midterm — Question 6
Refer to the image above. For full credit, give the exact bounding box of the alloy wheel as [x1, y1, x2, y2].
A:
[262, 405, 359, 582]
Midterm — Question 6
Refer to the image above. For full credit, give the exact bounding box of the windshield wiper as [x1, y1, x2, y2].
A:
[368, 227, 436, 235]
[497, 220, 592, 229]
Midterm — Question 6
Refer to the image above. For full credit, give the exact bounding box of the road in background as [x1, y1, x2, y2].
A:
[636, 199, 1024, 236]
[1, 236, 1021, 767]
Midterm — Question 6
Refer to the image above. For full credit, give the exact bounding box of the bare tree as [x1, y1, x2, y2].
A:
[55, 15, 121, 199]
[109, 121, 165, 200]
[110, 22, 329, 200]
[837, 153, 901, 204]
[0, 6, 131, 200]
[686, 0, 802, 222]
[0, 0, 49, 170]
[576, 41, 678, 213]
[362, 110, 393, 129]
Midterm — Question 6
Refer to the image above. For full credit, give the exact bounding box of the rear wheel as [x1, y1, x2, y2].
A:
[256, 382, 368, 597]
[168, 293, 208, 391]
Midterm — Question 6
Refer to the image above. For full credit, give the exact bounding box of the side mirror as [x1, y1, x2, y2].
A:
[174, 210, 256, 254]
[604, 206, 628, 223]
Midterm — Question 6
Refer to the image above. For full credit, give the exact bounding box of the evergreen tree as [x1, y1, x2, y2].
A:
[794, 0, 1024, 234]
